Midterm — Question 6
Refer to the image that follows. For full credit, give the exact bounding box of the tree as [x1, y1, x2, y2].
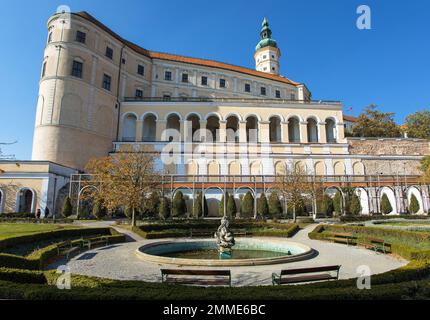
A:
[257, 193, 269, 218]
[140, 192, 160, 218]
[349, 193, 362, 215]
[268, 192, 283, 218]
[352, 105, 402, 138]
[172, 191, 187, 217]
[193, 192, 204, 219]
[84, 150, 161, 226]
[241, 191, 254, 218]
[158, 197, 170, 220]
[409, 194, 420, 214]
[333, 192, 343, 216]
[92, 199, 107, 219]
[61, 196, 73, 218]
[219, 192, 229, 217]
[320, 194, 334, 216]
[420, 156, 430, 183]
[227, 195, 237, 219]
[274, 166, 314, 222]
[404, 110, 430, 139]
[380, 194, 393, 214]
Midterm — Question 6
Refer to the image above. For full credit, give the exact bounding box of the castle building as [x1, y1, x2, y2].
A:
[0, 11, 429, 216]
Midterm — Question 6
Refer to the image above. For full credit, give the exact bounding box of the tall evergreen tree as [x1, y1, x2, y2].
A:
[227, 195, 237, 219]
[349, 193, 362, 215]
[193, 192, 203, 218]
[380, 194, 393, 214]
[257, 193, 269, 218]
[333, 192, 343, 215]
[320, 194, 334, 216]
[409, 194, 420, 214]
[172, 191, 187, 217]
[219, 192, 229, 217]
[268, 192, 283, 218]
[61, 196, 73, 218]
[241, 191, 255, 218]
[158, 197, 171, 220]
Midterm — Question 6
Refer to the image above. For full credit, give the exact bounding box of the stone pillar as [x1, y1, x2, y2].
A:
[318, 122, 327, 144]
[136, 119, 143, 142]
[239, 121, 247, 143]
[259, 121, 270, 143]
[199, 120, 207, 142]
[156, 120, 167, 141]
[183, 120, 192, 143]
[281, 121, 289, 143]
[219, 120, 227, 143]
[337, 122, 346, 143]
[300, 121, 308, 143]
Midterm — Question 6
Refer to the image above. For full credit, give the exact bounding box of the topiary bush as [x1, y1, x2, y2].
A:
[320, 194, 334, 216]
[193, 192, 203, 218]
[268, 192, 283, 218]
[409, 194, 420, 214]
[61, 196, 73, 218]
[257, 193, 269, 218]
[380, 193, 393, 214]
[172, 191, 186, 217]
[158, 197, 171, 220]
[241, 192, 254, 218]
[219, 192, 229, 217]
[226, 195, 237, 219]
[333, 192, 342, 216]
[349, 193, 362, 215]
[92, 200, 107, 220]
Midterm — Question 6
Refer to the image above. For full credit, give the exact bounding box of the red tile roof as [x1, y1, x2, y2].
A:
[343, 115, 358, 122]
[73, 11, 301, 86]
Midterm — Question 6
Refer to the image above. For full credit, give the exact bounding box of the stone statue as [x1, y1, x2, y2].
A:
[215, 216, 235, 257]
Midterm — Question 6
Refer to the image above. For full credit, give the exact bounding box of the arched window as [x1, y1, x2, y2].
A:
[206, 115, 220, 142]
[269, 116, 281, 142]
[166, 114, 181, 142]
[326, 119, 337, 143]
[186, 114, 200, 142]
[307, 118, 318, 143]
[288, 117, 300, 143]
[122, 114, 137, 142]
[142, 114, 157, 142]
[18, 189, 34, 213]
[246, 116, 259, 143]
[226, 115, 239, 142]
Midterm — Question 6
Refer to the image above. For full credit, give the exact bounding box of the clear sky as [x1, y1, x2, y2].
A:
[0, 0, 429, 160]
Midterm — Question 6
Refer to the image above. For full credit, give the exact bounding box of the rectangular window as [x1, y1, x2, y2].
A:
[105, 47, 113, 59]
[275, 90, 281, 98]
[290, 93, 296, 100]
[260, 87, 266, 96]
[245, 83, 251, 93]
[71, 60, 83, 78]
[137, 64, 145, 76]
[219, 78, 226, 88]
[201, 76, 208, 86]
[182, 73, 189, 83]
[75, 31, 86, 44]
[165, 71, 172, 81]
[163, 94, 171, 101]
[42, 62, 47, 77]
[102, 74, 111, 91]
[135, 89, 143, 98]
[48, 32, 53, 43]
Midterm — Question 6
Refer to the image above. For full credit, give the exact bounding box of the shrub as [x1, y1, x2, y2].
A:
[227, 195, 237, 219]
[380, 194, 393, 214]
[268, 193, 283, 218]
[158, 197, 170, 220]
[349, 193, 362, 215]
[141, 192, 160, 218]
[172, 191, 187, 217]
[409, 194, 420, 214]
[333, 192, 342, 215]
[193, 192, 203, 218]
[0, 268, 47, 284]
[92, 200, 107, 220]
[241, 192, 254, 218]
[257, 193, 269, 218]
[61, 196, 73, 218]
[320, 194, 334, 216]
[219, 192, 229, 217]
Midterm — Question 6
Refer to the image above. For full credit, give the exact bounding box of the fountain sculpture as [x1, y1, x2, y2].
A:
[214, 216, 236, 259]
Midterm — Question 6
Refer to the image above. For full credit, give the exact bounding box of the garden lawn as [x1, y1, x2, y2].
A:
[0, 223, 79, 241]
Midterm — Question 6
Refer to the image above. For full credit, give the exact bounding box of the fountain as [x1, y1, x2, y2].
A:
[214, 217, 235, 259]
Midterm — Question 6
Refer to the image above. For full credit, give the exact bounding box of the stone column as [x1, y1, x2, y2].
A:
[199, 120, 207, 142]
[136, 119, 143, 142]
[156, 120, 167, 141]
[239, 121, 247, 143]
[219, 120, 227, 143]
[281, 121, 289, 143]
[336, 122, 346, 143]
[318, 122, 327, 144]
[300, 121, 308, 143]
[259, 121, 270, 143]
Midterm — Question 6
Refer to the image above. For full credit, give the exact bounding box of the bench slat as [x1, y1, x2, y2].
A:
[161, 269, 230, 276]
[164, 278, 230, 286]
[280, 265, 340, 275]
[276, 273, 337, 284]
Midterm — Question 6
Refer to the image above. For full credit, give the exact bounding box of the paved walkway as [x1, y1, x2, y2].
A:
[48, 223, 408, 286]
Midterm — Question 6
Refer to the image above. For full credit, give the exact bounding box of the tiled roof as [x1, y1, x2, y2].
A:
[73, 11, 301, 86]
[343, 115, 358, 122]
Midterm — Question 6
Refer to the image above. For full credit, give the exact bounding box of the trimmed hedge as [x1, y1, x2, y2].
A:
[340, 215, 429, 222]
[132, 221, 300, 239]
[0, 267, 47, 284]
[0, 228, 126, 270]
[308, 224, 430, 260]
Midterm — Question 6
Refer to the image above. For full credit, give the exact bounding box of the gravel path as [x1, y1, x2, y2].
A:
[47, 223, 408, 287]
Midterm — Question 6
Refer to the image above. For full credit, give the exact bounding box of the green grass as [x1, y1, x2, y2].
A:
[377, 221, 430, 227]
[0, 224, 79, 241]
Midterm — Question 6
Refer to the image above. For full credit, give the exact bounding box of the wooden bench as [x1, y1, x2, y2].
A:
[328, 233, 357, 246]
[57, 241, 81, 260]
[364, 238, 391, 254]
[272, 265, 341, 285]
[161, 269, 231, 287]
[86, 236, 109, 249]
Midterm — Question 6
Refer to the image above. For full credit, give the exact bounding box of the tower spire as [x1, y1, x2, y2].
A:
[254, 17, 281, 75]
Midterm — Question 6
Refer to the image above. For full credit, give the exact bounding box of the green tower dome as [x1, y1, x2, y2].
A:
[255, 17, 278, 51]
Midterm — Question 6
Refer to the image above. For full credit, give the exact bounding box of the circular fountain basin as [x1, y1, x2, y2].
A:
[136, 238, 314, 266]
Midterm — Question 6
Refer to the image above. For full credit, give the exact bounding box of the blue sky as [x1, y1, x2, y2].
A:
[0, 0, 429, 160]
